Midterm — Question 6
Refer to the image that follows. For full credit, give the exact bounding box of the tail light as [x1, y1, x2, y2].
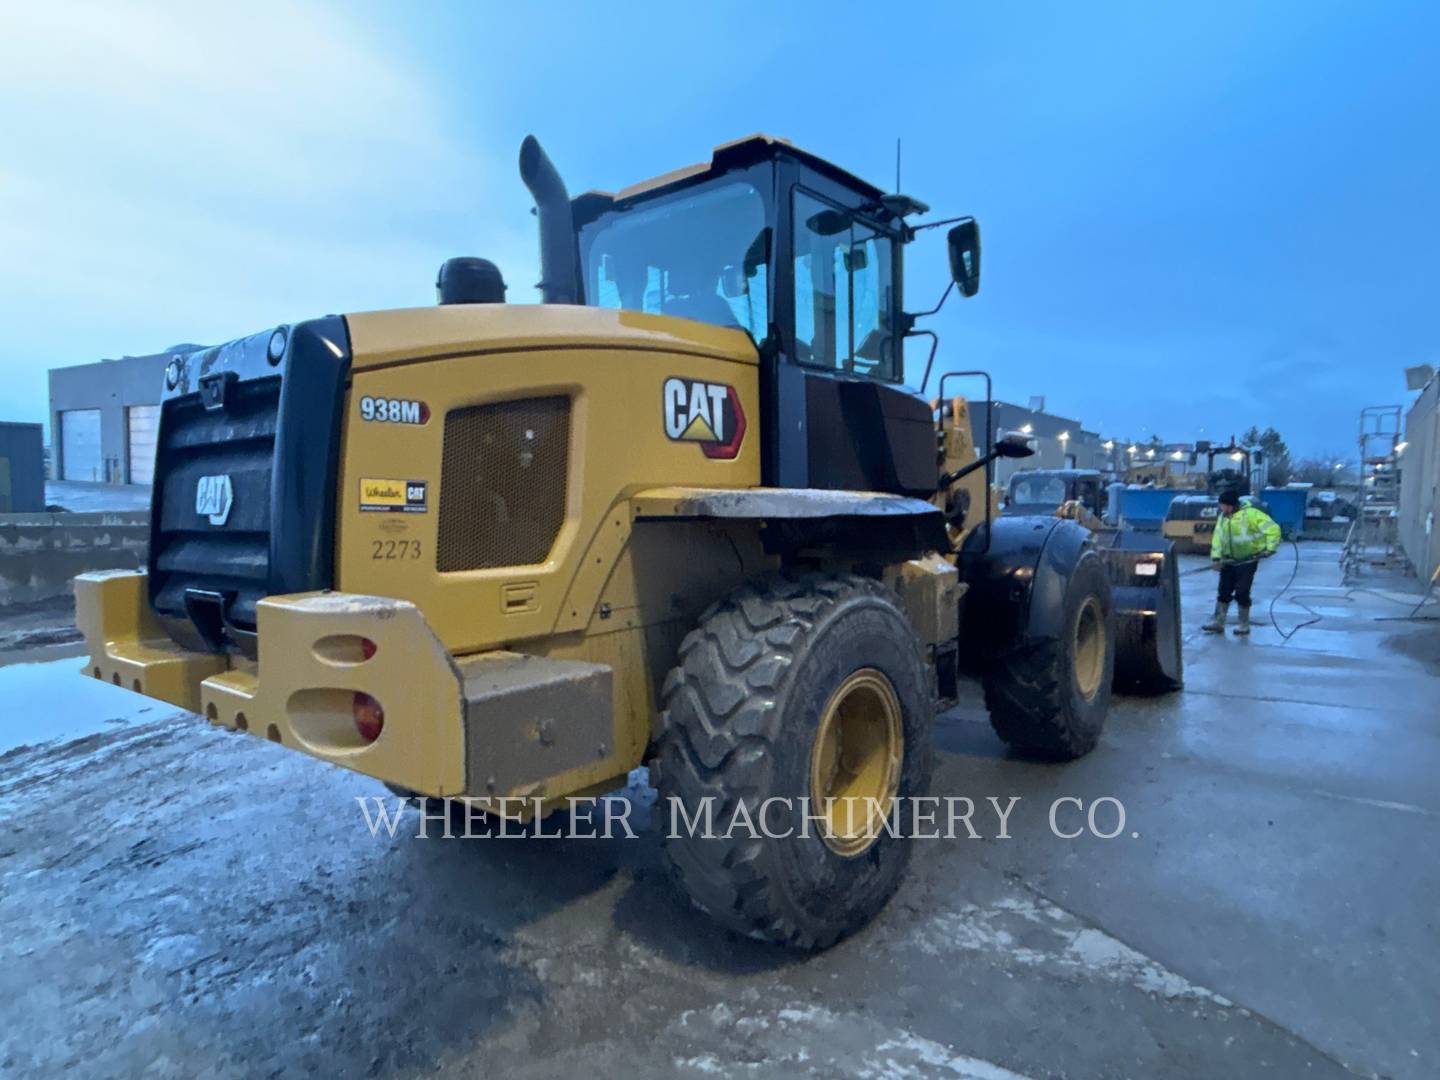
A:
[353, 692, 384, 742]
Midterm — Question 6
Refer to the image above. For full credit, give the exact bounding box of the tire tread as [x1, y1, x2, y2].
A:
[655, 572, 920, 950]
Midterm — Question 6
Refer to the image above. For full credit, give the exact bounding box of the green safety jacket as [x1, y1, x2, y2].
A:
[1210, 505, 1281, 562]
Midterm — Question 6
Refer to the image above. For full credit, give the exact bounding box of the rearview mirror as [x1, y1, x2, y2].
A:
[806, 208, 850, 237]
[947, 220, 981, 298]
[995, 431, 1036, 458]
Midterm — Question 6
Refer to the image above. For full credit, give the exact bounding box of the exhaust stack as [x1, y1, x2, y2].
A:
[519, 135, 581, 305]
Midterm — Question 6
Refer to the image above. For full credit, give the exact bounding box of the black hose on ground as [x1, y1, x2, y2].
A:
[1267, 540, 1322, 642]
[1185, 541, 1438, 639]
[1180, 544, 1314, 639]
[1268, 542, 1440, 635]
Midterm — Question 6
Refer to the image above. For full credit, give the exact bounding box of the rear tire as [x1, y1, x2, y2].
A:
[655, 574, 932, 951]
[983, 551, 1115, 759]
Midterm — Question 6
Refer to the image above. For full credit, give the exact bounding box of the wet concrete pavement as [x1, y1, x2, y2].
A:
[0, 656, 174, 755]
[1, 541, 1436, 1078]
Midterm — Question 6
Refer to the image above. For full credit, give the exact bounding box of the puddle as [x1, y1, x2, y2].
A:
[0, 658, 173, 756]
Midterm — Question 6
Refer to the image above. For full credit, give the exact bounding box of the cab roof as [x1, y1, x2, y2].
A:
[571, 134, 886, 225]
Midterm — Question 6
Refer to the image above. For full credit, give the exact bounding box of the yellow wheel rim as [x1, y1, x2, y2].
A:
[809, 668, 904, 857]
[1073, 596, 1106, 701]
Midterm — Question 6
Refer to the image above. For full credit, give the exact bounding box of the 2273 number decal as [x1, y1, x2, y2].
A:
[371, 539, 422, 561]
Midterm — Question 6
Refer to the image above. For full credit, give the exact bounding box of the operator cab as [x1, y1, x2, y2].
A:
[574, 136, 904, 379]
[1006, 469, 1106, 517]
[558, 135, 978, 497]
[1190, 440, 1264, 495]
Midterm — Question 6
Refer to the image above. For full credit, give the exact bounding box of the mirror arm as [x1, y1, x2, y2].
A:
[941, 452, 997, 489]
[908, 281, 955, 322]
[910, 214, 974, 235]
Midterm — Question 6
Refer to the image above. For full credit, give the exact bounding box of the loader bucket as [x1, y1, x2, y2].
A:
[1095, 530, 1183, 693]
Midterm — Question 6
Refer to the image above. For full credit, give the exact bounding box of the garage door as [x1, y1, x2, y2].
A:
[60, 409, 102, 482]
[126, 405, 160, 485]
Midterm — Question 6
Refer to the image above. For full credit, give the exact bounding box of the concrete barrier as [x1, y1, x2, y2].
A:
[1303, 519, 1352, 542]
[0, 511, 149, 607]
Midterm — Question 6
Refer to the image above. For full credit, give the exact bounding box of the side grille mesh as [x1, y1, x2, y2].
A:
[437, 396, 570, 572]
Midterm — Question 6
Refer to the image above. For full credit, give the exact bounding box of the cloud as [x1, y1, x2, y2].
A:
[0, 1, 539, 429]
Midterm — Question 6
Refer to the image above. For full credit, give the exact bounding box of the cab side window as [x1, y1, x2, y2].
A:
[793, 191, 896, 379]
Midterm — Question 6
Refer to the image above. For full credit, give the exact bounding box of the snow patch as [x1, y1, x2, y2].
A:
[776, 1003, 837, 1025]
[912, 892, 1232, 1006]
[867, 1034, 1036, 1080]
[674, 1053, 727, 1074]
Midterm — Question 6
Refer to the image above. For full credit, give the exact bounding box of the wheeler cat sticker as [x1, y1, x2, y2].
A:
[359, 478, 428, 512]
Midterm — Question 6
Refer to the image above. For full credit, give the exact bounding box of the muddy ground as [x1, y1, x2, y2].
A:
[1, 542, 1436, 1079]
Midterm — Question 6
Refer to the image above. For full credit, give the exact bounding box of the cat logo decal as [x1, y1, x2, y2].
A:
[662, 377, 746, 460]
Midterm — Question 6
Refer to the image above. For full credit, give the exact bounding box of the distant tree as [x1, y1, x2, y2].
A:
[1292, 455, 1348, 486]
[1241, 426, 1293, 487]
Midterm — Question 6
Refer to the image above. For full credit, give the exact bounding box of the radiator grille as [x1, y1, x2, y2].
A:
[437, 396, 570, 572]
[150, 376, 281, 629]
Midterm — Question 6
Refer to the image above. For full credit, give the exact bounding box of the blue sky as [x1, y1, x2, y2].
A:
[2, 1, 1435, 457]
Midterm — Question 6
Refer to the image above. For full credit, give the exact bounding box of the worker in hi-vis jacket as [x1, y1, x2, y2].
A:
[1201, 488, 1281, 635]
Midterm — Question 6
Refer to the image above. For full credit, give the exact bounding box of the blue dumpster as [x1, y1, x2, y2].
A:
[1259, 488, 1306, 538]
[1117, 487, 1203, 532]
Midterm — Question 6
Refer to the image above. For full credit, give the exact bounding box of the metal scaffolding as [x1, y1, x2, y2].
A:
[1342, 405, 1404, 581]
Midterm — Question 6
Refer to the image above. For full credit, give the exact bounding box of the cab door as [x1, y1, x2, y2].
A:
[764, 170, 935, 497]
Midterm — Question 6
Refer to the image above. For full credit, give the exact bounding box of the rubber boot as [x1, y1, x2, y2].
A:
[1234, 606, 1251, 635]
[1201, 603, 1228, 633]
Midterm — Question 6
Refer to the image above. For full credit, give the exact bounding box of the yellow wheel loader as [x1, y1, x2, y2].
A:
[1161, 440, 1262, 554]
[1002, 469, 1183, 694]
[79, 134, 1127, 950]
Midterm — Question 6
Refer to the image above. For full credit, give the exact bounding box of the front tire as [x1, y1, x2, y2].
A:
[982, 550, 1115, 759]
[655, 574, 933, 950]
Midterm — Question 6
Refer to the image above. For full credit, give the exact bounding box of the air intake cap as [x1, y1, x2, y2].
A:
[437, 257, 506, 305]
